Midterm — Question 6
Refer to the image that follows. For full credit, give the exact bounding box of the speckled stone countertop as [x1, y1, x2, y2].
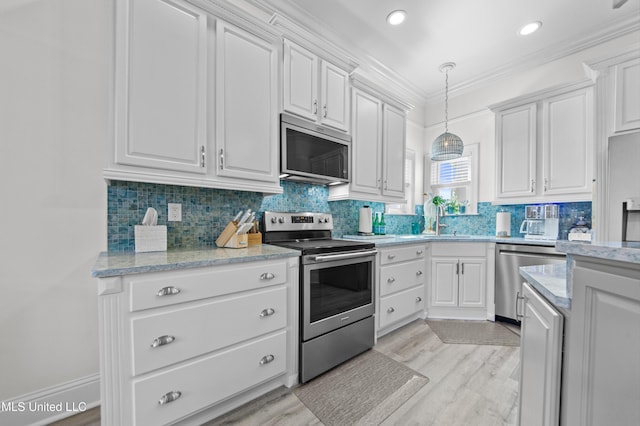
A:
[341, 234, 556, 247]
[520, 263, 571, 311]
[556, 240, 640, 265]
[92, 245, 301, 278]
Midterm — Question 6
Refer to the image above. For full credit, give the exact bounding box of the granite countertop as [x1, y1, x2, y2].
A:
[92, 245, 301, 278]
[556, 240, 640, 265]
[520, 263, 571, 311]
[341, 234, 556, 247]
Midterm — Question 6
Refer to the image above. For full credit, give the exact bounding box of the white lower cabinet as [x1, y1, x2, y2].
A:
[96, 258, 298, 425]
[518, 282, 563, 426]
[428, 243, 494, 320]
[376, 244, 426, 336]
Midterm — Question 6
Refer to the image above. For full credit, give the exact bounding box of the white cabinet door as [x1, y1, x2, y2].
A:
[350, 89, 382, 195]
[519, 282, 563, 426]
[614, 58, 640, 133]
[382, 104, 406, 198]
[542, 87, 593, 196]
[458, 258, 486, 308]
[215, 22, 278, 183]
[283, 40, 318, 121]
[430, 258, 458, 307]
[320, 61, 350, 131]
[495, 104, 537, 198]
[115, 0, 207, 174]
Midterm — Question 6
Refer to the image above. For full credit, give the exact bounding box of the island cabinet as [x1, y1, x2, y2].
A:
[109, 0, 281, 194]
[490, 81, 594, 203]
[376, 244, 427, 336]
[518, 282, 563, 426]
[563, 256, 640, 426]
[96, 258, 299, 426]
[428, 243, 495, 320]
[283, 39, 350, 132]
[328, 87, 406, 202]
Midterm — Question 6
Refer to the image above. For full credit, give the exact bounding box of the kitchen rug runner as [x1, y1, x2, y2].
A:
[426, 319, 520, 346]
[294, 349, 429, 426]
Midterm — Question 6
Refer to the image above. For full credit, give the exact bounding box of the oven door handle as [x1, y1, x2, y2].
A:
[310, 249, 377, 263]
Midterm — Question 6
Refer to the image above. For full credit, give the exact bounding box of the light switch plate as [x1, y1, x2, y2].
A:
[168, 203, 182, 222]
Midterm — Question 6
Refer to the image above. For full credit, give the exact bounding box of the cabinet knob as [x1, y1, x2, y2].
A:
[387, 307, 395, 313]
[156, 286, 180, 297]
[259, 308, 275, 317]
[416, 250, 423, 255]
[158, 390, 182, 405]
[323, 104, 327, 118]
[387, 277, 396, 283]
[416, 296, 422, 302]
[387, 254, 396, 260]
[313, 100, 318, 114]
[150, 335, 176, 348]
[544, 178, 548, 192]
[416, 270, 423, 276]
[531, 179, 535, 193]
[259, 354, 275, 365]
[260, 272, 275, 280]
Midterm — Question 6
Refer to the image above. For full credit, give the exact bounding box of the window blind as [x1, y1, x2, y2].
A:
[431, 156, 471, 185]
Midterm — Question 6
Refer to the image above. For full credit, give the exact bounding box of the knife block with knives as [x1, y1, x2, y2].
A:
[215, 210, 261, 248]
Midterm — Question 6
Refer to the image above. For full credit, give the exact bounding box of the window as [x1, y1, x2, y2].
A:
[386, 149, 415, 215]
[426, 143, 478, 214]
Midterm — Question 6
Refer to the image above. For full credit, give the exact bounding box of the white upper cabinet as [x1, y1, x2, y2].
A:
[495, 104, 537, 198]
[542, 87, 593, 196]
[614, 58, 640, 133]
[109, 0, 282, 194]
[491, 81, 594, 203]
[329, 87, 406, 202]
[215, 22, 278, 184]
[283, 40, 350, 132]
[114, 0, 208, 174]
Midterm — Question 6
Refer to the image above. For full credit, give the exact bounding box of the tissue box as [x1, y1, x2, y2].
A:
[135, 225, 167, 253]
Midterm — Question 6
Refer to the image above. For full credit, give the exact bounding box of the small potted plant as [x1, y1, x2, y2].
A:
[445, 199, 458, 215]
[459, 200, 469, 214]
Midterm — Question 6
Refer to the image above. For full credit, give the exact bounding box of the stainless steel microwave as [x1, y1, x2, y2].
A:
[280, 113, 351, 185]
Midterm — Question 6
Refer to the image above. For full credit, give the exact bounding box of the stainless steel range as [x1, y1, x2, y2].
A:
[262, 211, 376, 383]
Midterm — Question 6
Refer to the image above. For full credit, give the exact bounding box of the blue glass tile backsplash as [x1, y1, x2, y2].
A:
[107, 180, 591, 251]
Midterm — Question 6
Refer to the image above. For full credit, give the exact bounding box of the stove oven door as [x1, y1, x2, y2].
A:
[301, 250, 376, 341]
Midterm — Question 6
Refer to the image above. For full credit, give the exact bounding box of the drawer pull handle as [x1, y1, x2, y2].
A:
[416, 296, 422, 302]
[260, 272, 275, 280]
[259, 308, 275, 317]
[157, 286, 180, 297]
[387, 254, 396, 259]
[151, 335, 175, 348]
[416, 270, 423, 276]
[416, 250, 423, 255]
[158, 390, 181, 405]
[387, 307, 395, 313]
[387, 277, 396, 283]
[260, 354, 275, 365]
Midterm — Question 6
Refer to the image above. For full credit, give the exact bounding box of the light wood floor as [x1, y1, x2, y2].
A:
[59, 319, 521, 426]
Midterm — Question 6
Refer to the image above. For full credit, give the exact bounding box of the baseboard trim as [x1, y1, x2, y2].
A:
[0, 374, 100, 426]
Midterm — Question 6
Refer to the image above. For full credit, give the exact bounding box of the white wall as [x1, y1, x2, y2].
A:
[0, 0, 108, 416]
[424, 31, 640, 202]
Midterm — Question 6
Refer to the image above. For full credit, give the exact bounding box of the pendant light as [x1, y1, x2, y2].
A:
[431, 62, 464, 161]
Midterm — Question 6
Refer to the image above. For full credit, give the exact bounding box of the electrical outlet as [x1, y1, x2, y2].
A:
[168, 203, 182, 222]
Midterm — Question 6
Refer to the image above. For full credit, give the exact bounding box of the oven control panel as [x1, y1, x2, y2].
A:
[263, 211, 333, 232]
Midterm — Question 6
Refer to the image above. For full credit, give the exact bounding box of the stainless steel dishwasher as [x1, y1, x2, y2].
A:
[495, 243, 566, 324]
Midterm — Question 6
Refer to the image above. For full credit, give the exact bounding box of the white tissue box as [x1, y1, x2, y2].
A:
[135, 225, 167, 253]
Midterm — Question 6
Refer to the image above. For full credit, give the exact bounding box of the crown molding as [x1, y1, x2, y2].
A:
[487, 78, 594, 112]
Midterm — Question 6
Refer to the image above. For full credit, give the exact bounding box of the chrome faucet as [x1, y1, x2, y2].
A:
[435, 205, 448, 236]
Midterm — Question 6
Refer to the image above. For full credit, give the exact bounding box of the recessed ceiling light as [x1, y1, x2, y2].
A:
[386, 10, 406, 26]
[519, 21, 542, 36]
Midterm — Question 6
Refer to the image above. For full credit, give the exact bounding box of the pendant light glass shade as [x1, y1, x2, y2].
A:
[431, 62, 464, 161]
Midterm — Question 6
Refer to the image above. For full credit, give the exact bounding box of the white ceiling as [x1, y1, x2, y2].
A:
[260, 0, 640, 102]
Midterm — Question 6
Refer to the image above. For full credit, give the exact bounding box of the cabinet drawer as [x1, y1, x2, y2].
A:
[129, 260, 287, 311]
[379, 245, 426, 265]
[132, 331, 286, 426]
[431, 243, 486, 257]
[379, 286, 425, 329]
[379, 260, 425, 297]
[131, 286, 286, 375]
